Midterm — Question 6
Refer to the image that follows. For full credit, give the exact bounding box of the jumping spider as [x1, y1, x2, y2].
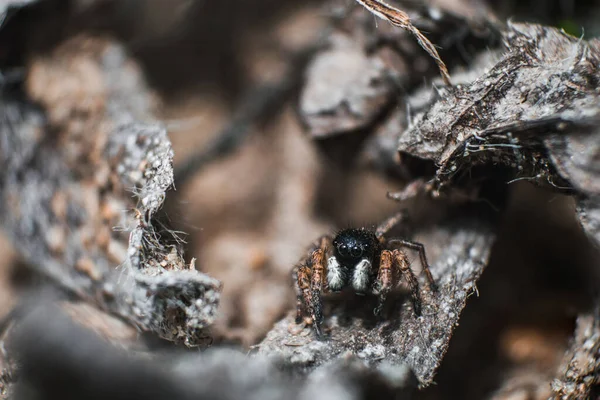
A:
[293, 212, 437, 337]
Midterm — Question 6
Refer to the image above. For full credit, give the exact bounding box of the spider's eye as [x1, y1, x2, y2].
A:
[350, 246, 362, 257]
[338, 244, 348, 256]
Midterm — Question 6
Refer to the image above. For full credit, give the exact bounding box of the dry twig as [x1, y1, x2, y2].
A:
[354, 0, 451, 85]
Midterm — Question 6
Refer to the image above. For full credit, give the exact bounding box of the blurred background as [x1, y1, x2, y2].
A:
[1, 0, 600, 399]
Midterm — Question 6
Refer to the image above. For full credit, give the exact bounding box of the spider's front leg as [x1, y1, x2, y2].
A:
[374, 250, 393, 316]
[374, 249, 422, 317]
[393, 249, 422, 316]
[293, 236, 331, 337]
[375, 210, 408, 239]
[309, 247, 327, 338]
[389, 238, 437, 291]
[293, 263, 311, 324]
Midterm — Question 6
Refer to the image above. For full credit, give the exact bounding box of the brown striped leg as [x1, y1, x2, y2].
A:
[292, 235, 332, 336]
[374, 250, 393, 316]
[293, 263, 312, 324]
[392, 249, 422, 316]
[309, 248, 326, 338]
[388, 238, 437, 291]
[305, 235, 333, 261]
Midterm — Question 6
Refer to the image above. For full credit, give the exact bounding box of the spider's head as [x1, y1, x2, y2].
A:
[332, 228, 379, 265]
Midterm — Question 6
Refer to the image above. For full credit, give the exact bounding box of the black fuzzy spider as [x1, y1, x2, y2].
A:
[293, 212, 437, 337]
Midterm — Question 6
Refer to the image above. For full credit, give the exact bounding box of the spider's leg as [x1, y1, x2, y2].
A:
[387, 179, 428, 202]
[374, 250, 393, 316]
[392, 249, 422, 316]
[388, 238, 437, 291]
[293, 235, 332, 336]
[309, 247, 326, 338]
[306, 235, 333, 257]
[375, 210, 408, 240]
[293, 263, 311, 324]
[292, 235, 333, 324]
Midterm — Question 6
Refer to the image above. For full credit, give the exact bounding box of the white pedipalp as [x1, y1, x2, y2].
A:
[327, 256, 344, 291]
[352, 259, 372, 292]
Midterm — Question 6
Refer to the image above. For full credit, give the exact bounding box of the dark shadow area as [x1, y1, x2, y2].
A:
[423, 183, 600, 399]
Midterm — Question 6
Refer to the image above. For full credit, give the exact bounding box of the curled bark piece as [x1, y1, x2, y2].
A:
[0, 36, 220, 346]
[299, 2, 496, 139]
[397, 23, 600, 195]
[299, 32, 394, 138]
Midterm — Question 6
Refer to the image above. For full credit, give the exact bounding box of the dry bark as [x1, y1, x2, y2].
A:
[394, 23, 600, 197]
[0, 35, 220, 346]
[2, 0, 600, 399]
[298, 2, 498, 139]
[551, 303, 600, 399]
[10, 304, 406, 400]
